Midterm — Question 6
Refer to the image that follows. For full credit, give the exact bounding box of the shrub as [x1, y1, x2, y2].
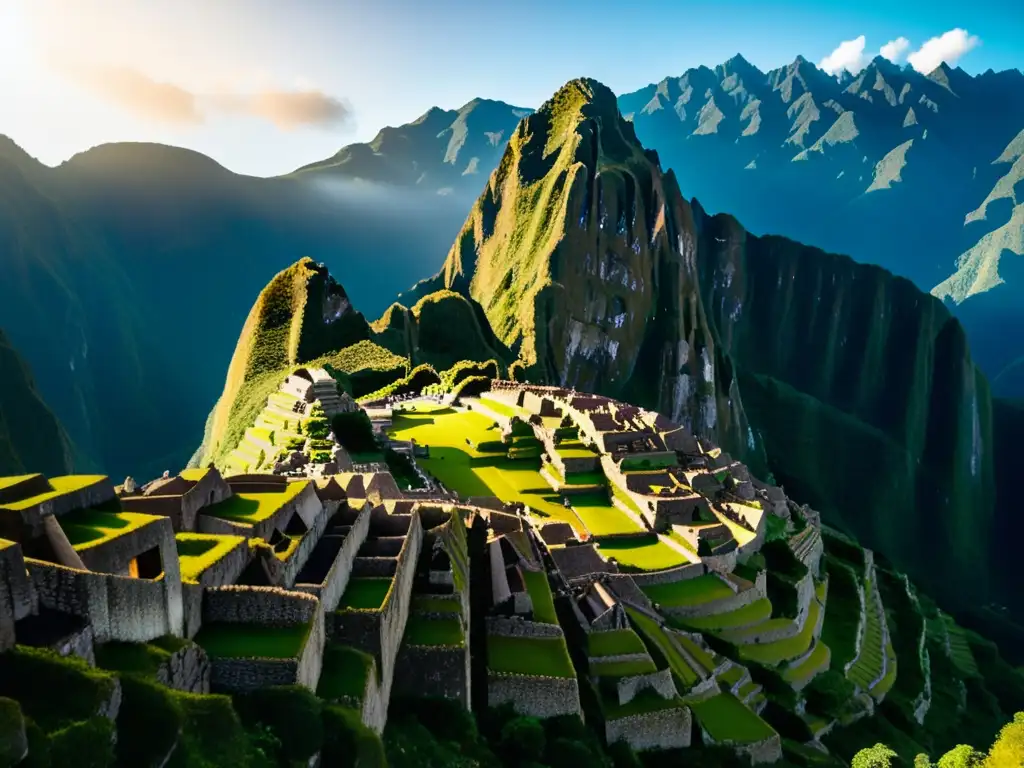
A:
[451, 374, 491, 400]
[359, 363, 441, 402]
[47, 717, 115, 768]
[234, 685, 323, 763]
[439, 359, 499, 392]
[499, 716, 546, 763]
[0, 697, 25, 767]
[509, 359, 527, 382]
[113, 675, 183, 768]
[805, 670, 857, 720]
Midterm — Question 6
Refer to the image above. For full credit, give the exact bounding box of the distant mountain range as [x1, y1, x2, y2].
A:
[291, 55, 1024, 398]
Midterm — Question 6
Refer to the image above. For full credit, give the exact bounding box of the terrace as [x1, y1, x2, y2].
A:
[175, 533, 247, 583]
[403, 614, 464, 646]
[203, 481, 308, 525]
[627, 608, 700, 688]
[338, 577, 393, 611]
[588, 628, 648, 657]
[487, 634, 575, 678]
[570, 493, 645, 537]
[59, 509, 158, 550]
[641, 574, 735, 608]
[194, 622, 310, 659]
[689, 692, 776, 745]
[317, 643, 373, 701]
[596, 536, 690, 572]
[0, 475, 109, 513]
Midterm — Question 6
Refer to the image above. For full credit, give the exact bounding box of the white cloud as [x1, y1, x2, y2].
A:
[880, 37, 911, 64]
[820, 35, 868, 75]
[907, 29, 980, 74]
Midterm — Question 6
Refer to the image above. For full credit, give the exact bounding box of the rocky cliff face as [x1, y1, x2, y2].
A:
[695, 207, 996, 607]
[418, 76, 1003, 616]
[428, 79, 741, 445]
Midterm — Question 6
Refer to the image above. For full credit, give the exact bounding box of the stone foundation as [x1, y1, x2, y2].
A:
[605, 705, 692, 752]
[487, 673, 582, 719]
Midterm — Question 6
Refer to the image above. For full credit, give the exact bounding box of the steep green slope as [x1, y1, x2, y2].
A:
[417, 78, 744, 450]
[418, 76, 1008, 625]
[200, 258, 370, 465]
[0, 329, 73, 476]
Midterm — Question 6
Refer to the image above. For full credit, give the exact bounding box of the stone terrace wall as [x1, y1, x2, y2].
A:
[660, 573, 767, 619]
[629, 562, 706, 587]
[393, 643, 469, 706]
[277, 502, 332, 588]
[181, 470, 234, 530]
[77, 516, 180, 581]
[605, 705, 692, 752]
[182, 583, 204, 639]
[20, 478, 116, 536]
[195, 538, 251, 590]
[295, 504, 370, 612]
[0, 541, 35, 621]
[210, 658, 299, 692]
[488, 673, 582, 719]
[27, 558, 183, 641]
[203, 585, 317, 626]
[486, 616, 563, 638]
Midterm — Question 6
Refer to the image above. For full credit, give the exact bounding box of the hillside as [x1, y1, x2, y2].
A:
[412, 77, 1015, 631]
[0, 137, 475, 481]
[0, 328, 73, 476]
[293, 98, 532, 194]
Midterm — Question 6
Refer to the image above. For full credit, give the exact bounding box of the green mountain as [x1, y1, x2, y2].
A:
[293, 98, 532, 194]
[0, 136, 478, 481]
[409, 77, 1016, 629]
[0, 328, 73, 476]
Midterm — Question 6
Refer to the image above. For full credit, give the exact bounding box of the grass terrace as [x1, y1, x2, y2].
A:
[487, 635, 575, 678]
[848, 582, 886, 689]
[572, 493, 644, 537]
[620, 454, 679, 471]
[782, 640, 831, 686]
[641, 574, 735, 608]
[588, 628, 648, 658]
[690, 692, 776, 744]
[475, 396, 518, 419]
[404, 615, 464, 647]
[521, 568, 558, 624]
[676, 598, 774, 632]
[627, 608, 700, 687]
[870, 643, 898, 699]
[386, 407, 580, 525]
[0, 473, 39, 492]
[0, 475, 108, 512]
[602, 689, 690, 720]
[203, 481, 308, 524]
[179, 468, 210, 483]
[596, 536, 689, 572]
[317, 644, 374, 701]
[591, 658, 657, 677]
[175, 533, 246, 583]
[194, 622, 309, 659]
[338, 577, 392, 611]
[739, 595, 823, 666]
[717, 664, 746, 688]
[59, 509, 157, 549]
[412, 595, 462, 615]
[943, 615, 980, 678]
[553, 440, 599, 460]
[676, 633, 716, 674]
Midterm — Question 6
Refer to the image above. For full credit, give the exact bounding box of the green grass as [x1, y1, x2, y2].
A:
[588, 628, 648, 658]
[194, 623, 308, 659]
[404, 615, 464, 647]
[782, 640, 831, 686]
[596, 536, 688, 572]
[869, 643, 898, 698]
[521, 568, 558, 624]
[95, 639, 180, 677]
[627, 608, 699, 687]
[475, 396, 518, 418]
[676, 634, 716, 674]
[766, 514, 790, 542]
[690, 692, 776, 744]
[338, 577, 392, 610]
[676, 598, 774, 632]
[0, 473, 39, 492]
[554, 441, 598, 460]
[179, 468, 210, 482]
[609, 480, 646, 517]
[739, 596, 823, 666]
[591, 658, 657, 677]
[602, 689, 690, 720]
[943, 615, 980, 678]
[560, 470, 608, 486]
[572, 493, 645, 536]
[317, 644, 374, 700]
[59, 509, 157, 549]
[720, 617, 796, 644]
[717, 665, 746, 688]
[386, 408, 581, 525]
[641, 574, 735, 607]
[412, 595, 462, 614]
[175, 533, 246, 582]
[203, 481, 308, 524]
[487, 635, 575, 678]
[620, 454, 678, 471]
[0, 475, 107, 512]
[848, 582, 886, 689]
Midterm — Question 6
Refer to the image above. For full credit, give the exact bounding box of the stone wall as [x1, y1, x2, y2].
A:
[605, 705, 692, 752]
[487, 673, 582, 719]
[49, 621, 96, 666]
[196, 514, 252, 537]
[0, 542, 34, 621]
[77, 516, 182, 587]
[20, 477, 116, 537]
[393, 643, 470, 706]
[486, 616, 564, 639]
[203, 585, 318, 626]
[195, 537, 251, 590]
[210, 658, 300, 692]
[629, 562, 706, 587]
[155, 643, 210, 693]
[277, 501, 332, 588]
[296, 606, 326, 691]
[27, 557, 183, 641]
[615, 668, 677, 705]
[295, 504, 370, 612]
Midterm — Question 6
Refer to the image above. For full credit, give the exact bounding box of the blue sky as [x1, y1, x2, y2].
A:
[2, 0, 1022, 177]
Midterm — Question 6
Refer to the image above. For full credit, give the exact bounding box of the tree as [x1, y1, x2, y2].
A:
[498, 717, 545, 764]
[853, 744, 898, 768]
[985, 712, 1024, 767]
[937, 745, 984, 768]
